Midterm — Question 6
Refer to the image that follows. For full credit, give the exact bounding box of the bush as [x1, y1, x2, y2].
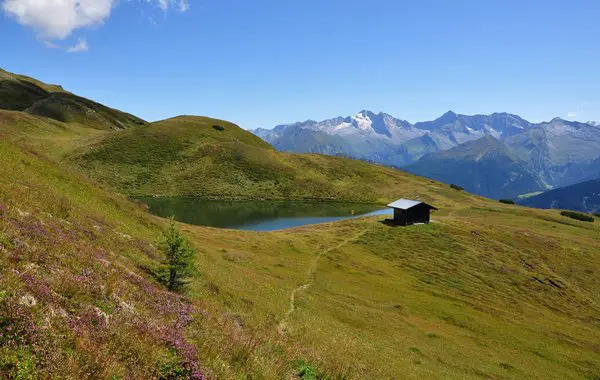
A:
[212, 125, 225, 131]
[560, 210, 595, 223]
[594, 212, 600, 218]
[295, 360, 325, 380]
[499, 199, 515, 205]
[158, 219, 196, 292]
[450, 184, 464, 191]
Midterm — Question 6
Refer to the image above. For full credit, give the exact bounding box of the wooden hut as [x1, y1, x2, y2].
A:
[387, 199, 438, 226]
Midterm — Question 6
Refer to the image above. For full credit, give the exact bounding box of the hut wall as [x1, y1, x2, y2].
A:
[394, 204, 431, 225]
[407, 204, 431, 224]
[393, 208, 408, 225]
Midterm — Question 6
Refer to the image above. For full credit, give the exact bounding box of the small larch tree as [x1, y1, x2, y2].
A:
[159, 219, 196, 292]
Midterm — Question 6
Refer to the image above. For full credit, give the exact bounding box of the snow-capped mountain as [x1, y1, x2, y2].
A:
[252, 110, 534, 166]
[252, 111, 600, 199]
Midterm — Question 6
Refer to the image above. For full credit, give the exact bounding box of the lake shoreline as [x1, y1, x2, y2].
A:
[134, 197, 391, 231]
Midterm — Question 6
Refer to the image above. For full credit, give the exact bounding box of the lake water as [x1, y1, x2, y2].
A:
[136, 198, 391, 231]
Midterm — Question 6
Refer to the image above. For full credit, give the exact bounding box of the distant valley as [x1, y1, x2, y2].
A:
[254, 111, 600, 199]
[520, 178, 600, 213]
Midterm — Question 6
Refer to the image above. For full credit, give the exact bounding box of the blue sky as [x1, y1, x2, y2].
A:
[2, 0, 600, 129]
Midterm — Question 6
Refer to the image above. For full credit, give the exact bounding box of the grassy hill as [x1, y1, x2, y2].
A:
[70, 115, 465, 204]
[0, 68, 145, 130]
[1, 70, 600, 379]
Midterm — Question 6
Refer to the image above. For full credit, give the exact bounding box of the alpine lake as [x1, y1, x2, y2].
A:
[135, 198, 391, 231]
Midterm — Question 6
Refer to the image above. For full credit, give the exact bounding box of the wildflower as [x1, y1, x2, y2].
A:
[19, 293, 37, 307]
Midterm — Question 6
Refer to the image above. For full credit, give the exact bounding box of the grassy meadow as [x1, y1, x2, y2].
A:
[187, 203, 600, 379]
[1, 70, 600, 379]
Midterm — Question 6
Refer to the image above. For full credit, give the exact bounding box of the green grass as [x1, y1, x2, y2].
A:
[0, 140, 293, 378]
[1, 68, 145, 130]
[0, 110, 109, 159]
[188, 208, 600, 379]
[0, 68, 69, 94]
[2, 125, 600, 378]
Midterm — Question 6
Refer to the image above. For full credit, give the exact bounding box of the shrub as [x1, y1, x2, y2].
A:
[212, 125, 225, 131]
[594, 212, 600, 218]
[158, 219, 196, 292]
[499, 199, 515, 205]
[560, 210, 594, 223]
[295, 360, 325, 380]
[450, 184, 464, 191]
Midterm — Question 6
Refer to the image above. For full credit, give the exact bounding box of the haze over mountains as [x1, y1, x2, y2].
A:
[254, 111, 600, 199]
[520, 178, 600, 214]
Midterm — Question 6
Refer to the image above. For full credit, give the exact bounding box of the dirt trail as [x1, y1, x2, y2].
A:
[277, 229, 369, 335]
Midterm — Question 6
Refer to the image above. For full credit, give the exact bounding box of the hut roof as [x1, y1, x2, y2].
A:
[387, 199, 438, 210]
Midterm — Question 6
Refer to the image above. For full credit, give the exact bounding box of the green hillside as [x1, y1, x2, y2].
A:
[3, 133, 600, 379]
[71, 115, 462, 204]
[0, 139, 293, 378]
[1, 70, 600, 379]
[0, 68, 145, 130]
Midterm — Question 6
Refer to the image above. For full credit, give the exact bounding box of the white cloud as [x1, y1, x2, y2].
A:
[2, 0, 190, 42]
[568, 112, 577, 119]
[66, 38, 89, 53]
[2, 0, 115, 40]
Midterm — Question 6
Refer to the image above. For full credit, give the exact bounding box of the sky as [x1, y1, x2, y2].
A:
[2, 0, 600, 129]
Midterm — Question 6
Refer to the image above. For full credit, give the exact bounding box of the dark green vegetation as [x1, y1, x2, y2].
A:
[521, 178, 600, 214]
[450, 184, 464, 191]
[1, 68, 600, 379]
[159, 220, 196, 292]
[499, 199, 515, 205]
[406, 136, 547, 199]
[561, 211, 595, 223]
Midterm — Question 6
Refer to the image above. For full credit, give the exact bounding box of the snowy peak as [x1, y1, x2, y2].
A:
[273, 110, 416, 140]
[351, 111, 374, 132]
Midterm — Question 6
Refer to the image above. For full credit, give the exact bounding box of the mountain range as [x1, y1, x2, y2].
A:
[253, 111, 600, 199]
